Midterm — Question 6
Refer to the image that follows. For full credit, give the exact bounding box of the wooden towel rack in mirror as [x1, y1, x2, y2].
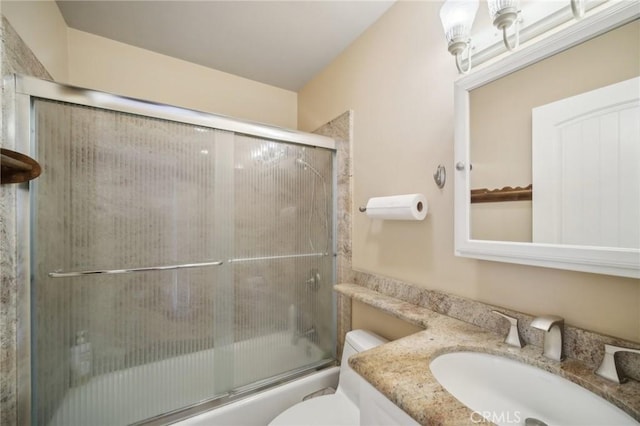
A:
[1, 148, 41, 184]
[471, 185, 532, 203]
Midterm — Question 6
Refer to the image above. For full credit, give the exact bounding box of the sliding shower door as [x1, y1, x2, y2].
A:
[27, 91, 334, 425]
[231, 136, 334, 390]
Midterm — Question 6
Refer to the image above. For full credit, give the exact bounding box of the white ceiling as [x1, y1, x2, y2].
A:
[56, 0, 396, 91]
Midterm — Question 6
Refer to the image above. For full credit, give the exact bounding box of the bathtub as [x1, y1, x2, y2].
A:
[175, 366, 339, 426]
[47, 332, 336, 426]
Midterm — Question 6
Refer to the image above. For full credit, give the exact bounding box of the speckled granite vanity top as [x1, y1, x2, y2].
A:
[335, 284, 640, 425]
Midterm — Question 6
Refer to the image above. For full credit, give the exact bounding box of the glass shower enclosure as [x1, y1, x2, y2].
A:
[14, 76, 336, 425]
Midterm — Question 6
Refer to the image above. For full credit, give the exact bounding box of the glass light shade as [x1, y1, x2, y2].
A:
[439, 0, 480, 45]
[487, 0, 519, 27]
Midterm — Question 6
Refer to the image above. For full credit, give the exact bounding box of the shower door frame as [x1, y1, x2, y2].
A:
[12, 75, 338, 426]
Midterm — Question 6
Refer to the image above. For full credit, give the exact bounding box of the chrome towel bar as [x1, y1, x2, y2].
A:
[48, 260, 224, 278]
[228, 252, 328, 263]
[48, 252, 331, 278]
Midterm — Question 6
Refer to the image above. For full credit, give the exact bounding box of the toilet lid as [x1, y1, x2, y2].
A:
[268, 394, 359, 426]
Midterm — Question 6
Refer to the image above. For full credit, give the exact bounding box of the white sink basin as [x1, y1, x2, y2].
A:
[429, 351, 638, 426]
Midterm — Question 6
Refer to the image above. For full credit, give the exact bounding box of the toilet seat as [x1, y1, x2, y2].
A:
[269, 330, 387, 426]
[268, 392, 359, 426]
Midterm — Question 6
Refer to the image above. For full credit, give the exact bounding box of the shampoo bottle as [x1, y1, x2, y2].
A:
[288, 304, 297, 343]
[70, 330, 92, 386]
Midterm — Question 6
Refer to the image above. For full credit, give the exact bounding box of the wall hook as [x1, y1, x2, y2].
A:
[433, 164, 446, 189]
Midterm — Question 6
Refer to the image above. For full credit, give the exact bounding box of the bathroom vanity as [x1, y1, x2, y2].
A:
[337, 284, 640, 425]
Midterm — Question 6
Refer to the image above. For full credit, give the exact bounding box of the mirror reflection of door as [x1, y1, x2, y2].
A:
[532, 77, 640, 249]
[469, 19, 639, 245]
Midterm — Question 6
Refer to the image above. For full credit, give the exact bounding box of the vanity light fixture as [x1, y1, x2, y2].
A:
[487, 0, 521, 51]
[439, 0, 480, 74]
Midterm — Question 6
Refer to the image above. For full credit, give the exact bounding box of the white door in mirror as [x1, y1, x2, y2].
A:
[533, 77, 640, 249]
[453, 1, 640, 278]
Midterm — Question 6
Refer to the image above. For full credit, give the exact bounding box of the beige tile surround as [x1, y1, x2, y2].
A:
[1, 16, 53, 426]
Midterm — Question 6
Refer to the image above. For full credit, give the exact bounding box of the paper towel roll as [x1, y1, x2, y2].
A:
[365, 193, 428, 221]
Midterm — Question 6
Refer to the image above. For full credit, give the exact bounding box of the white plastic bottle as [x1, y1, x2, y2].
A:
[288, 304, 297, 344]
[70, 330, 92, 386]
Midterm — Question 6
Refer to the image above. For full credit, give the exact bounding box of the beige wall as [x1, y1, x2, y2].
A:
[66, 29, 297, 129]
[1, 0, 69, 82]
[352, 300, 423, 341]
[299, 1, 640, 342]
[2, 2, 298, 129]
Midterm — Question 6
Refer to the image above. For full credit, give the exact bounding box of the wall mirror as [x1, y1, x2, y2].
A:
[454, 1, 640, 278]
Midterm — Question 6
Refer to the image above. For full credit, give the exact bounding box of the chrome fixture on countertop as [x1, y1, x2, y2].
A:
[595, 344, 640, 384]
[492, 310, 524, 348]
[531, 315, 564, 361]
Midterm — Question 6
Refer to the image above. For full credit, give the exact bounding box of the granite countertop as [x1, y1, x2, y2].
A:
[335, 284, 640, 425]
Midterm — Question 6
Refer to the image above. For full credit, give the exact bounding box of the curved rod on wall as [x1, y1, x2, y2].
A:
[502, 17, 521, 51]
[455, 42, 473, 74]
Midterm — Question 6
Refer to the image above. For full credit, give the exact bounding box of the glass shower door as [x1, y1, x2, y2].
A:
[31, 99, 235, 425]
[231, 136, 335, 389]
[28, 95, 335, 425]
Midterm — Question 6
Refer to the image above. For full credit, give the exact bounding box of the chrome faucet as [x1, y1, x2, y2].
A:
[531, 315, 564, 361]
[305, 268, 321, 290]
[595, 344, 640, 384]
[492, 310, 524, 348]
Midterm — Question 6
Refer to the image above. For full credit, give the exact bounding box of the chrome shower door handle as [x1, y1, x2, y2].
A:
[48, 260, 224, 278]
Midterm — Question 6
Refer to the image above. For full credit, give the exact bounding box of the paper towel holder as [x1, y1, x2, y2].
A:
[433, 164, 446, 189]
[358, 194, 427, 217]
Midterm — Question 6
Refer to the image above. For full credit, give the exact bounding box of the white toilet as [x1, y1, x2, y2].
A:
[268, 330, 388, 426]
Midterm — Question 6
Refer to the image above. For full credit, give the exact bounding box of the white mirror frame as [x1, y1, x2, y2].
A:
[454, 1, 640, 279]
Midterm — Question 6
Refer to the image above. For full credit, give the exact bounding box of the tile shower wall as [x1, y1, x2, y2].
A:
[1, 16, 53, 426]
[313, 111, 353, 358]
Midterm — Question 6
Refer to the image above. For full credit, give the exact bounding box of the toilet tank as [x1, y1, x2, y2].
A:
[337, 330, 388, 406]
